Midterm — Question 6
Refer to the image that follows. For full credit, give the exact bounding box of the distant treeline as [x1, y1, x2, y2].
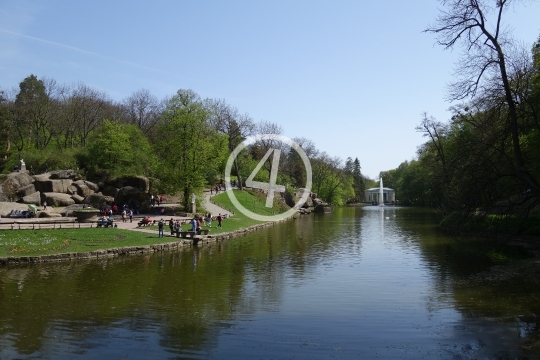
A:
[0, 76, 369, 208]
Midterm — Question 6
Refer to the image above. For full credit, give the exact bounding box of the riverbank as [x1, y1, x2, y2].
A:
[0, 190, 297, 265]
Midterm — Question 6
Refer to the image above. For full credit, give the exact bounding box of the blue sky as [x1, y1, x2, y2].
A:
[1, 1, 539, 178]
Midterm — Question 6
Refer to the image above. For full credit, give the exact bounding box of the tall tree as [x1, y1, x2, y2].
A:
[122, 89, 163, 131]
[206, 99, 255, 189]
[155, 89, 225, 209]
[425, 0, 540, 194]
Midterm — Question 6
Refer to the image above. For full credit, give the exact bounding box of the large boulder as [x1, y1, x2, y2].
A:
[73, 183, 94, 197]
[33, 173, 50, 182]
[21, 191, 41, 205]
[73, 180, 99, 192]
[0, 172, 35, 200]
[71, 194, 85, 204]
[107, 176, 150, 193]
[49, 169, 78, 180]
[34, 179, 72, 193]
[41, 192, 75, 207]
[66, 185, 78, 195]
[83, 193, 110, 209]
[285, 188, 314, 208]
[63, 204, 93, 217]
[38, 211, 63, 218]
[17, 184, 37, 198]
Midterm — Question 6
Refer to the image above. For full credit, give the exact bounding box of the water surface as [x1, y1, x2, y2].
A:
[1, 206, 539, 359]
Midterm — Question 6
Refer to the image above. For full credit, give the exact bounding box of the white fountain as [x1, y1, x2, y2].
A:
[379, 177, 385, 207]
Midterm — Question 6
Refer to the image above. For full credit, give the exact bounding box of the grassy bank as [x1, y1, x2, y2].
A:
[0, 229, 161, 257]
[0, 189, 291, 257]
[148, 189, 289, 234]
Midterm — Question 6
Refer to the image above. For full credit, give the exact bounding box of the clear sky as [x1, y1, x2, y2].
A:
[1, 0, 539, 179]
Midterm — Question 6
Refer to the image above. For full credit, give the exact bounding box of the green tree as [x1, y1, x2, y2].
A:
[154, 89, 226, 209]
[82, 120, 155, 178]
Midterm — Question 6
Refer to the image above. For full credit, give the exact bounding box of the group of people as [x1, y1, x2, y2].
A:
[102, 204, 136, 223]
[210, 185, 224, 195]
[150, 195, 164, 207]
[189, 213, 223, 231]
[155, 213, 224, 237]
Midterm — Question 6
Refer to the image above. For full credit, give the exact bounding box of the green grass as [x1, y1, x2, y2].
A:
[150, 190, 289, 234]
[0, 189, 292, 257]
[0, 228, 160, 257]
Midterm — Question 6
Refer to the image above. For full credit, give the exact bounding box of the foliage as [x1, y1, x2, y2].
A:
[1, 76, 367, 209]
[80, 120, 156, 179]
[153, 90, 226, 207]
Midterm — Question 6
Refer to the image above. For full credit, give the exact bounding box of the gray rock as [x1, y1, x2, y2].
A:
[63, 204, 89, 216]
[49, 169, 77, 180]
[66, 185, 78, 195]
[34, 179, 72, 193]
[71, 194, 85, 204]
[38, 211, 63, 218]
[32, 173, 50, 182]
[73, 183, 94, 197]
[17, 184, 37, 198]
[0, 172, 35, 199]
[22, 191, 41, 205]
[107, 175, 150, 193]
[74, 180, 99, 192]
[83, 193, 110, 209]
[41, 192, 76, 207]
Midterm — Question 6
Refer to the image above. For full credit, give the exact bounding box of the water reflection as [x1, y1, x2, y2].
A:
[0, 206, 539, 358]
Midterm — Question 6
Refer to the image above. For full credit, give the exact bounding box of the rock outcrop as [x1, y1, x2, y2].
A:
[22, 191, 41, 206]
[0, 170, 152, 216]
[41, 192, 75, 207]
[107, 175, 150, 193]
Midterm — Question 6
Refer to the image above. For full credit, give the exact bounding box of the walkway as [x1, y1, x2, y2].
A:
[203, 191, 233, 217]
[0, 191, 233, 236]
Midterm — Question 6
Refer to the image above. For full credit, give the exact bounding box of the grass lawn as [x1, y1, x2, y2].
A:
[148, 190, 290, 234]
[0, 228, 160, 257]
[0, 189, 292, 257]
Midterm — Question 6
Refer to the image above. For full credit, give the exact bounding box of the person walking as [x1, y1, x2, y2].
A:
[158, 219, 165, 238]
[217, 214, 223, 228]
[129, 209, 133, 223]
[43, 201, 47, 211]
[169, 218, 174, 235]
[121, 209, 126, 223]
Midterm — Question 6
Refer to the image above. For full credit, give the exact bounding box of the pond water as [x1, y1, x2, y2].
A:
[1, 206, 539, 359]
